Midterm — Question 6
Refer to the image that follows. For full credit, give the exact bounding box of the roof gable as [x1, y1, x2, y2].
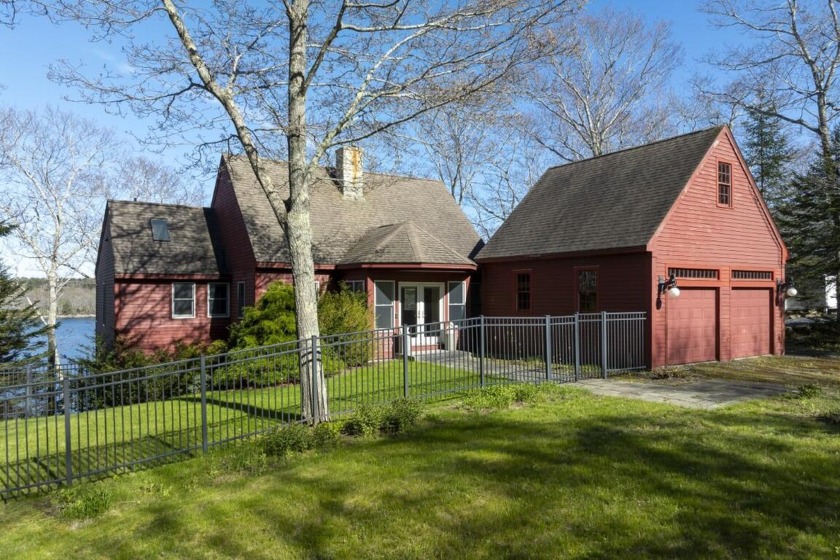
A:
[340, 221, 475, 266]
[222, 156, 482, 266]
[476, 127, 725, 260]
[106, 201, 227, 276]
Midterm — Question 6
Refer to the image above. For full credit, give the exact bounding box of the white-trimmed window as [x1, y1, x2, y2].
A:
[172, 283, 195, 318]
[448, 281, 466, 323]
[208, 283, 229, 318]
[237, 282, 246, 318]
[374, 280, 395, 329]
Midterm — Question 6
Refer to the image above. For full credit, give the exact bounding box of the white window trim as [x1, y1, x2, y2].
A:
[172, 282, 196, 319]
[448, 281, 466, 323]
[208, 282, 230, 318]
[374, 280, 395, 330]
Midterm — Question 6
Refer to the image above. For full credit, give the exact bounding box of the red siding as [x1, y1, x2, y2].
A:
[650, 128, 785, 367]
[651, 132, 784, 268]
[114, 280, 230, 352]
[481, 253, 651, 317]
[211, 164, 258, 316]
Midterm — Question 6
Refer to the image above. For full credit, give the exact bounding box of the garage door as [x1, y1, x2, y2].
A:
[667, 288, 717, 365]
[731, 289, 772, 359]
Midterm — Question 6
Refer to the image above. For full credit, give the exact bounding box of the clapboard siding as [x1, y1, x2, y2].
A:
[114, 280, 230, 351]
[652, 132, 784, 267]
[211, 163, 258, 315]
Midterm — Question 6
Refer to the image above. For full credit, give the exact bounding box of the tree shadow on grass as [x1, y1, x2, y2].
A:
[234, 403, 840, 559]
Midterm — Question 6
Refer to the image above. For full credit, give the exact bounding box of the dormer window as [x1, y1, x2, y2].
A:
[718, 162, 732, 206]
[150, 218, 170, 241]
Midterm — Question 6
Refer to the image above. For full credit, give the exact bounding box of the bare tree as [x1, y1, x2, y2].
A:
[528, 7, 683, 162]
[702, 0, 840, 161]
[0, 106, 112, 366]
[467, 131, 550, 238]
[47, 0, 580, 421]
[117, 156, 205, 205]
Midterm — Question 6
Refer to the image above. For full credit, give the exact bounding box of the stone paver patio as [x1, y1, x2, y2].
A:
[577, 378, 789, 409]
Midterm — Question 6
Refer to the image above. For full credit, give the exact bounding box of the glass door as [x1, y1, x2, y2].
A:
[400, 283, 443, 345]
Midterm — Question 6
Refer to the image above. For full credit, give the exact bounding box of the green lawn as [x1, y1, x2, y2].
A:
[1, 360, 485, 495]
[1, 359, 839, 559]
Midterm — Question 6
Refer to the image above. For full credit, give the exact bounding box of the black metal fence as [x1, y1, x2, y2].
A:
[0, 312, 645, 499]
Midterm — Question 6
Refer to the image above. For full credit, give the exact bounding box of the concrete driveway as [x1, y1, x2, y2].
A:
[578, 378, 789, 409]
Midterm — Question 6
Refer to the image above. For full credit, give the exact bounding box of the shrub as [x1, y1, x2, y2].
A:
[342, 403, 386, 438]
[261, 423, 315, 457]
[313, 421, 342, 450]
[319, 285, 373, 367]
[342, 399, 424, 437]
[381, 398, 423, 434]
[228, 282, 298, 349]
[55, 484, 113, 520]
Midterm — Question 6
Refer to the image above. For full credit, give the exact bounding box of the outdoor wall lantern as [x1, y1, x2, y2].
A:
[657, 273, 680, 298]
[777, 277, 797, 298]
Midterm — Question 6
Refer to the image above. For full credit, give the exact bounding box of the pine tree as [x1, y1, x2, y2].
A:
[776, 126, 840, 317]
[0, 222, 50, 363]
[742, 95, 794, 211]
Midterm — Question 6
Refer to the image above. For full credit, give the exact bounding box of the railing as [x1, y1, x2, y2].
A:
[0, 312, 645, 499]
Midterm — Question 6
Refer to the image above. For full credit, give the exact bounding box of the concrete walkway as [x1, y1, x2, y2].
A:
[577, 378, 789, 409]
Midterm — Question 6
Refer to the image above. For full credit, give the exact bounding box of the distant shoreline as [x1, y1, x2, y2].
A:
[57, 315, 95, 319]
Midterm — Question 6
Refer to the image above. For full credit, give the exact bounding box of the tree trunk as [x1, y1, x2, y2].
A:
[47, 269, 59, 368]
[288, 0, 328, 423]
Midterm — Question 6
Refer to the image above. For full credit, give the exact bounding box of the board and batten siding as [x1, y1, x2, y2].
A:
[649, 128, 786, 368]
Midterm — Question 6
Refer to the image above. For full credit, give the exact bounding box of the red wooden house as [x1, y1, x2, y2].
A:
[476, 126, 789, 368]
[96, 148, 482, 353]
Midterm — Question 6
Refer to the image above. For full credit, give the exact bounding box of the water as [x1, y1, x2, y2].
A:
[34, 317, 95, 362]
[56, 317, 95, 361]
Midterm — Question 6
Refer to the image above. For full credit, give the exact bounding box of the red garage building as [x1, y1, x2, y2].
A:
[476, 126, 789, 368]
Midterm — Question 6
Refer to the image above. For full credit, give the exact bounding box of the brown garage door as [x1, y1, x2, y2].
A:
[667, 288, 717, 365]
[731, 288, 772, 359]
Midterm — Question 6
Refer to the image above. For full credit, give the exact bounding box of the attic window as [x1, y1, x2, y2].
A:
[718, 162, 732, 206]
[150, 219, 170, 241]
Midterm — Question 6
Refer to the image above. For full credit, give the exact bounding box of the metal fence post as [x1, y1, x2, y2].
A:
[574, 313, 581, 382]
[311, 335, 320, 425]
[25, 364, 32, 418]
[402, 325, 410, 398]
[63, 376, 73, 487]
[544, 315, 552, 382]
[479, 315, 486, 387]
[200, 355, 208, 454]
[601, 311, 608, 379]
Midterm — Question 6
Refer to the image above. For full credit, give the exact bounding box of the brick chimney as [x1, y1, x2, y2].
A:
[336, 146, 364, 200]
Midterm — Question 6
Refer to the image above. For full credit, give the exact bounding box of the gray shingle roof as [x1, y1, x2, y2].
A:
[224, 156, 482, 266]
[340, 221, 475, 266]
[107, 201, 226, 276]
[476, 126, 724, 260]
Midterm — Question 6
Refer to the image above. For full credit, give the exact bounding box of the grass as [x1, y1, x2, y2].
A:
[636, 354, 840, 390]
[0, 359, 486, 495]
[1, 375, 839, 559]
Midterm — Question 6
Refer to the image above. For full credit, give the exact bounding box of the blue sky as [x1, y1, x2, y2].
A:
[0, 1, 736, 144]
[0, 1, 748, 276]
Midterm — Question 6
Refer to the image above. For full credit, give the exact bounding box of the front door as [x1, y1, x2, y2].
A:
[400, 284, 443, 345]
